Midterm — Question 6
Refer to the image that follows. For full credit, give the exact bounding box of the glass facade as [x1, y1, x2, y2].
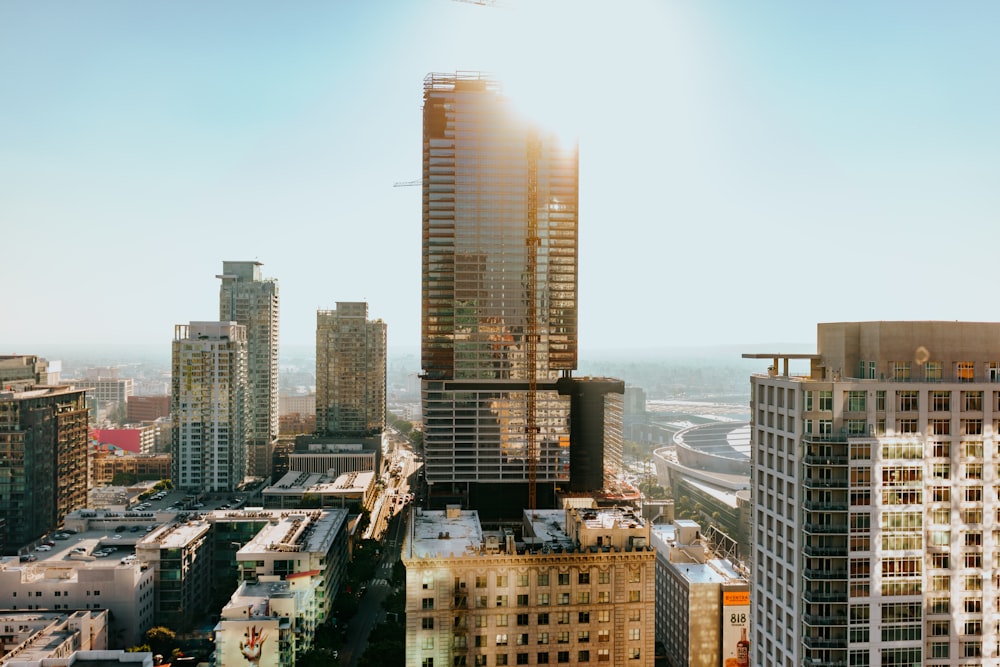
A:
[421, 72, 578, 487]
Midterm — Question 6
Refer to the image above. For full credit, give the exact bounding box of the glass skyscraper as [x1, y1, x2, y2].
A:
[421, 72, 578, 510]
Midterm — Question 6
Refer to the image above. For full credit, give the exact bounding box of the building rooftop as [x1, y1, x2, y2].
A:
[235, 509, 347, 555]
[651, 524, 747, 586]
[266, 470, 375, 495]
[406, 507, 483, 559]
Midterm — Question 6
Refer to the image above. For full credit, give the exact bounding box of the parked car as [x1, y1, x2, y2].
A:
[35, 545, 51, 551]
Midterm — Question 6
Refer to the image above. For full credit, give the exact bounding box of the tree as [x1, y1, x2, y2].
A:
[143, 626, 176, 657]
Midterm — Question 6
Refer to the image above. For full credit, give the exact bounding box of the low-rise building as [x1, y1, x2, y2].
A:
[0, 610, 114, 663]
[0, 557, 154, 647]
[214, 575, 317, 667]
[263, 470, 377, 512]
[90, 452, 171, 487]
[403, 505, 656, 667]
[651, 521, 749, 667]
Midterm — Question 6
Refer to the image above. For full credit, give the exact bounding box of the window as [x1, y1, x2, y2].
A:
[597, 649, 610, 662]
[847, 419, 867, 434]
[516, 654, 529, 665]
[966, 487, 983, 502]
[517, 574, 529, 587]
[578, 592, 590, 604]
[422, 598, 434, 609]
[538, 573, 549, 586]
[926, 361, 942, 381]
[557, 612, 570, 625]
[964, 441, 984, 457]
[577, 651, 590, 663]
[963, 391, 983, 411]
[516, 634, 528, 646]
[931, 441, 950, 457]
[537, 654, 549, 665]
[423, 618, 435, 629]
[558, 594, 569, 605]
[898, 391, 918, 411]
[876, 391, 886, 411]
[538, 632, 549, 645]
[963, 419, 983, 435]
[931, 391, 950, 411]
[929, 620, 950, 636]
[966, 463, 983, 480]
[629, 648, 641, 660]
[598, 630, 609, 642]
[476, 576, 487, 588]
[578, 572, 590, 584]
[598, 571, 610, 584]
[819, 391, 833, 411]
[496, 574, 508, 587]
[956, 362, 975, 382]
[558, 573, 569, 586]
[896, 419, 918, 434]
[516, 594, 528, 606]
[597, 591, 610, 604]
[578, 612, 590, 623]
[557, 631, 570, 644]
[893, 362, 911, 381]
[628, 609, 641, 622]
[495, 656, 508, 666]
[538, 613, 549, 625]
[537, 594, 549, 606]
[477, 596, 488, 608]
[557, 652, 570, 664]
[517, 614, 529, 626]
[628, 590, 641, 602]
[496, 634, 508, 646]
[804, 391, 813, 411]
[629, 628, 641, 641]
[578, 631, 590, 643]
[423, 659, 434, 667]
[847, 390, 865, 411]
[929, 419, 950, 435]
[496, 595, 508, 607]
[597, 610, 610, 623]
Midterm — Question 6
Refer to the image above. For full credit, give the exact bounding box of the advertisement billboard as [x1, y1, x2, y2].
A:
[220, 620, 280, 667]
[720, 590, 750, 667]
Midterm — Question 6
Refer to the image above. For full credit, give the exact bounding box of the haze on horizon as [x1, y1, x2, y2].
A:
[3, 1, 998, 352]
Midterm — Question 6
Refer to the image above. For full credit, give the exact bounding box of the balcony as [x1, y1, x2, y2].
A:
[803, 569, 848, 580]
[803, 524, 847, 535]
[802, 614, 848, 627]
[802, 478, 848, 489]
[802, 589, 848, 603]
[802, 636, 847, 649]
[803, 455, 849, 465]
[802, 501, 848, 511]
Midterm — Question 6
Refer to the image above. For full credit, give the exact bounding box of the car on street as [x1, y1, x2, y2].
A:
[35, 545, 51, 551]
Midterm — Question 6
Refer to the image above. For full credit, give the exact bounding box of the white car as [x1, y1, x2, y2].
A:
[35, 545, 51, 551]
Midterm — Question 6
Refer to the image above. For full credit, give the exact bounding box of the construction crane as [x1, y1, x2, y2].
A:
[393, 179, 420, 188]
[526, 132, 540, 510]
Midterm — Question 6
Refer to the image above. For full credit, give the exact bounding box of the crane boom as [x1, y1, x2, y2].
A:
[526, 132, 540, 510]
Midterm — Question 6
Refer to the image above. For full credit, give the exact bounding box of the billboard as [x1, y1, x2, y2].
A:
[720, 590, 750, 667]
[220, 620, 280, 667]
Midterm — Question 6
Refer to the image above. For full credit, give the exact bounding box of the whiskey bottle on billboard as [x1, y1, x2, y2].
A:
[736, 626, 750, 667]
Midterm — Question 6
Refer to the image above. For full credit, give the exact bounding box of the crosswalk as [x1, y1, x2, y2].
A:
[370, 578, 390, 588]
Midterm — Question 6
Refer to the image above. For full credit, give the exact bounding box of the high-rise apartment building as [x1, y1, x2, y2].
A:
[420, 72, 578, 511]
[218, 261, 279, 480]
[746, 321, 1000, 667]
[0, 383, 89, 551]
[315, 302, 386, 437]
[171, 321, 249, 493]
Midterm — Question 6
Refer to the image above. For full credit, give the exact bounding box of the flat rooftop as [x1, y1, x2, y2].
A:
[407, 508, 483, 559]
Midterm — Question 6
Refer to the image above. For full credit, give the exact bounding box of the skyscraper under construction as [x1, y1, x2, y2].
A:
[420, 72, 579, 513]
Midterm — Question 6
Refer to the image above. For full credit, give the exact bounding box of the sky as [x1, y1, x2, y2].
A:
[2, 1, 999, 354]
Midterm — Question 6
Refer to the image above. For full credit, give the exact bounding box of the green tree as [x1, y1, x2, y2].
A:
[143, 626, 176, 657]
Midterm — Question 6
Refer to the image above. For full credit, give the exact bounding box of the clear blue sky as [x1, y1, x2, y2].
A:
[2, 1, 998, 353]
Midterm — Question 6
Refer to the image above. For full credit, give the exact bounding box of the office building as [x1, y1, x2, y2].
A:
[746, 321, 1000, 667]
[420, 72, 579, 511]
[0, 355, 61, 386]
[0, 384, 89, 551]
[402, 505, 655, 667]
[650, 520, 749, 667]
[315, 302, 386, 437]
[171, 321, 249, 493]
[0, 553, 155, 647]
[126, 395, 171, 424]
[218, 261, 280, 480]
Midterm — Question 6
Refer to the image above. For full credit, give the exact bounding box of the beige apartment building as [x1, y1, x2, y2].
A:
[403, 505, 655, 667]
[746, 321, 1000, 667]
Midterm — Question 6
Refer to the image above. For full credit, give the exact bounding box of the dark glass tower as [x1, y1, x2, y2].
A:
[421, 72, 578, 512]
